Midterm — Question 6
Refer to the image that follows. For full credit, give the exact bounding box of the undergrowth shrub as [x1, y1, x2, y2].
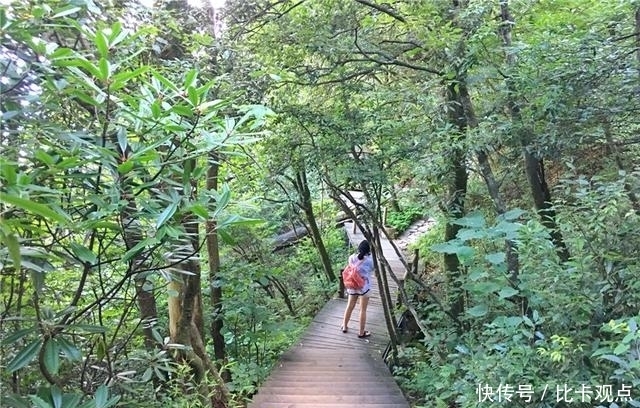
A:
[395, 176, 640, 408]
[386, 205, 424, 233]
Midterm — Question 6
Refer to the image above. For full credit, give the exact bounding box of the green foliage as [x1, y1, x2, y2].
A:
[397, 179, 640, 406]
[3, 0, 640, 406]
[594, 317, 640, 388]
[0, 0, 275, 405]
[4, 385, 120, 408]
[386, 206, 424, 233]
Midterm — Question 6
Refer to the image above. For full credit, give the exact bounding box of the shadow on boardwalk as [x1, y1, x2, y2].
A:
[248, 222, 410, 408]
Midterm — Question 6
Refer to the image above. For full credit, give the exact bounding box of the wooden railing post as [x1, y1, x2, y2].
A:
[338, 269, 345, 298]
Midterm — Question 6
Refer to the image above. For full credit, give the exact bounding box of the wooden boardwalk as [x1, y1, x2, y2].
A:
[248, 221, 410, 408]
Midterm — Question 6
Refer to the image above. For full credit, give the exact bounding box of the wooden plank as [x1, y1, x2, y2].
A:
[249, 218, 410, 408]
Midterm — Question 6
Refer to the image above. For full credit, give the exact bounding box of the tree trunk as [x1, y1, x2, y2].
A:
[166, 156, 229, 407]
[117, 147, 158, 350]
[444, 81, 469, 319]
[636, 7, 640, 71]
[499, 0, 570, 262]
[294, 168, 336, 282]
[387, 186, 401, 213]
[522, 150, 570, 262]
[206, 153, 230, 382]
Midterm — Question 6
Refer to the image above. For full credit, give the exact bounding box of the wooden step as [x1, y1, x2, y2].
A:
[249, 393, 407, 405]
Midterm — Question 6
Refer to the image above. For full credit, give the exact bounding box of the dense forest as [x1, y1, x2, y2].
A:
[1, 0, 639, 407]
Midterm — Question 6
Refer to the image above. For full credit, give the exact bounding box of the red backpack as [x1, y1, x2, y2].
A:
[342, 258, 365, 290]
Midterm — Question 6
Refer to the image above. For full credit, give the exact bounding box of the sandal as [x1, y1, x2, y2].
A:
[357, 331, 371, 338]
[341, 326, 348, 333]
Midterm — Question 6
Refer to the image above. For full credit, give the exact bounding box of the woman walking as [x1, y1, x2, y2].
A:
[341, 240, 374, 338]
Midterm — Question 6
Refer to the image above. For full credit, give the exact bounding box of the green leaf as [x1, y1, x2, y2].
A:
[464, 281, 501, 294]
[51, 6, 81, 19]
[150, 71, 179, 92]
[614, 343, 630, 355]
[2, 395, 30, 408]
[66, 324, 106, 334]
[197, 99, 228, 113]
[503, 316, 523, 327]
[141, 367, 153, 382]
[218, 229, 236, 245]
[455, 245, 475, 260]
[109, 21, 128, 46]
[453, 212, 485, 228]
[56, 57, 102, 80]
[1, 327, 38, 345]
[467, 304, 488, 317]
[30, 270, 45, 295]
[29, 395, 52, 408]
[0, 194, 70, 224]
[70, 242, 97, 265]
[50, 385, 62, 408]
[432, 241, 474, 260]
[494, 220, 522, 238]
[43, 338, 61, 375]
[184, 69, 198, 88]
[34, 149, 55, 166]
[190, 203, 209, 219]
[156, 201, 178, 229]
[1, 162, 17, 185]
[5, 231, 21, 270]
[95, 31, 109, 58]
[172, 105, 193, 117]
[456, 228, 487, 241]
[98, 57, 110, 80]
[7, 338, 43, 372]
[187, 86, 199, 107]
[56, 336, 82, 361]
[599, 354, 628, 368]
[468, 269, 487, 281]
[430, 242, 461, 254]
[116, 128, 128, 153]
[0, 8, 8, 30]
[111, 67, 148, 91]
[117, 160, 134, 174]
[498, 287, 519, 299]
[122, 236, 159, 263]
[501, 208, 526, 221]
[150, 101, 161, 118]
[71, 89, 100, 107]
[485, 252, 505, 265]
[95, 385, 107, 408]
[61, 394, 81, 408]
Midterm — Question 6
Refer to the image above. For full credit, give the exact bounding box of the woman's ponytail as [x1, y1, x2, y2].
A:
[357, 240, 370, 260]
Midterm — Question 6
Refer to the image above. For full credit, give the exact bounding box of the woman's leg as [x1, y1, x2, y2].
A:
[342, 294, 358, 331]
[358, 296, 370, 336]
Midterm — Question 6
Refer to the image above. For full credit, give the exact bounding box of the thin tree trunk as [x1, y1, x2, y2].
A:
[206, 153, 229, 382]
[371, 227, 399, 364]
[444, 81, 469, 319]
[166, 156, 228, 407]
[387, 186, 401, 213]
[294, 169, 336, 281]
[636, 7, 640, 70]
[117, 147, 158, 350]
[603, 120, 639, 214]
[499, 0, 569, 262]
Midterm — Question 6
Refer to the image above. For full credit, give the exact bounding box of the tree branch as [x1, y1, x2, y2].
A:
[354, 0, 406, 23]
[353, 28, 444, 76]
